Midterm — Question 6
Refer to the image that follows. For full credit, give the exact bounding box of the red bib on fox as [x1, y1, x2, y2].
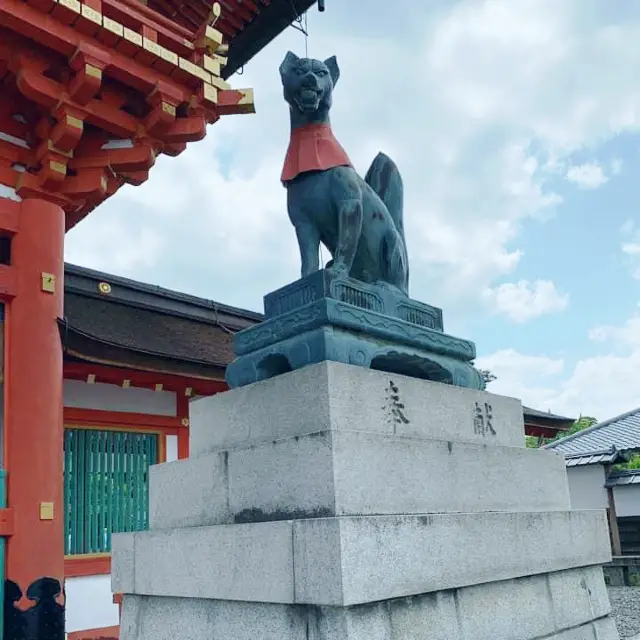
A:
[281, 123, 352, 182]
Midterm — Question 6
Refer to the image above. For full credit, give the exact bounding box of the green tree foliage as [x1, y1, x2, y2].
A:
[626, 454, 640, 469]
[614, 453, 640, 471]
[544, 415, 598, 445]
[479, 369, 497, 386]
[527, 415, 598, 449]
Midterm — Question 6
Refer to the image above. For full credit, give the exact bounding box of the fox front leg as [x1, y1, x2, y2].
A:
[295, 222, 321, 277]
[331, 198, 363, 277]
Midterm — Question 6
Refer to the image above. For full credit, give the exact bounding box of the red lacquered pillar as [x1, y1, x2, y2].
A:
[177, 393, 190, 459]
[4, 198, 65, 640]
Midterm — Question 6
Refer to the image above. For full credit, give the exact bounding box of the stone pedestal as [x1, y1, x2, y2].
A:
[113, 362, 619, 639]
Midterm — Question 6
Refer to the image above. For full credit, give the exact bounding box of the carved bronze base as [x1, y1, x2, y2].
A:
[226, 270, 484, 390]
[4, 578, 65, 640]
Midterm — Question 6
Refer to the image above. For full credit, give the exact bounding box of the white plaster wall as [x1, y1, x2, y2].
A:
[64, 380, 177, 416]
[566, 465, 608, 510]
[166, 434, 178, 462]
[65, 575, 120, 633]
[613, 485, 640, 517]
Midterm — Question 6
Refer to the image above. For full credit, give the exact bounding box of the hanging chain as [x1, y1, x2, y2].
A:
[290, 0, 309, 57]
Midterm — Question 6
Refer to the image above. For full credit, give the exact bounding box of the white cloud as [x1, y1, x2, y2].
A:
[621, 219, 635, 235]
[476, 349, 565, 409]
[483, 279, 569, 322]
[620, 220, 640, 280]
[478, 311, 640, 420]
[64, 0, 640, 311]
[622, 242, 640, 256]
[589, 314, 640, 348]
[611, 157, 623, 175]
[565, 162, 608, 189]
[64, 219, 163, 273]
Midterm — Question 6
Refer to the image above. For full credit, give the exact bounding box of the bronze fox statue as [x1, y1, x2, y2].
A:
[280, 51, 410, 296]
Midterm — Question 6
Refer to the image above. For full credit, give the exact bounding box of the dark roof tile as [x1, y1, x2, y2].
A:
[63, 292, 236, 367]
[523, 405, 574, 422]
[546, 407, 640, 456]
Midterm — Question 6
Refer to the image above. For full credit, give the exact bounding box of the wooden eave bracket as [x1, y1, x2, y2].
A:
[0, 507, 15, 536]
[216, 88, 255, 115]
[69, 44, 111, 105]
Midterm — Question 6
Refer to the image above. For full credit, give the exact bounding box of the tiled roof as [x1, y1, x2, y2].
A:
[606, 469, 640, 488]
[64, 263, 263, 328]
[563, 447, 625, 467]
[523, 406, 574, 423]
[545, 408, 640, 456]
[63, 292, 236, 367]
[61, 263, 262, 374]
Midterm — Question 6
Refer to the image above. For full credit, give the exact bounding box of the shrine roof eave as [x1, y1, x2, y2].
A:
[522, 405, 575, 427]
[60, 262, 264, 381]
[60, 322, 229, 382]
[222, 0, 318, 78]
[64, 262, 263, 331]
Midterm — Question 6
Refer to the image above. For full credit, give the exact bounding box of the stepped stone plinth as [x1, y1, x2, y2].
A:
[113, 362, 619, 639]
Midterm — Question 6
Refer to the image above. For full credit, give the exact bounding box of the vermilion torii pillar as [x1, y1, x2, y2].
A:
[3, 197, 65, 640]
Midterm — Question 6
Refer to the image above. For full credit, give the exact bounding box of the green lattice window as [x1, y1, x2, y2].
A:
[64, 428, 158, 555]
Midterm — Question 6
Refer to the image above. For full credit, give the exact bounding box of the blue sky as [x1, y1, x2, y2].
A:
[65, 0, 640, 421]
[475, 147, 637, 354]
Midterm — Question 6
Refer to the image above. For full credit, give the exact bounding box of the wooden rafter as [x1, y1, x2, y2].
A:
[64, 360, 228, 395]
[0, 0, 254, 227]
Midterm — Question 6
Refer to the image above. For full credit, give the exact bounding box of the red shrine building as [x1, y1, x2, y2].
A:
[0, 0, 315, 637]
[61, 263, 262, 638]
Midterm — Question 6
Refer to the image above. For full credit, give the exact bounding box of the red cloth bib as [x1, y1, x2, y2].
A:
[281, 123, 353, 182]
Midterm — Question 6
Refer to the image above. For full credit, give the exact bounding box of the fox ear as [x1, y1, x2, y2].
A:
[280, 51, 300, 78]
[324, 56, 339, 86]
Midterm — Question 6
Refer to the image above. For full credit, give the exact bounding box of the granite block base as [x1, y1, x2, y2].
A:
[119, 566, 617, 640]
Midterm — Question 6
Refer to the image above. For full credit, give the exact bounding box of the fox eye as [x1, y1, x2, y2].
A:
[317, 70, 328, 77]
[294, 67, 305, 76]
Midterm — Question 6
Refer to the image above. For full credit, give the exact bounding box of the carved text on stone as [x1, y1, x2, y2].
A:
[473, 401, 496, 436]
[385, 380, 410, 432]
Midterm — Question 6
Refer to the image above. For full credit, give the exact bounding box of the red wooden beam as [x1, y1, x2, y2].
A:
[65, 554, 111, 578]
[217, 3, 246, 30]
[109, 0, 194, 39]
[0, 0, 193, 100]
[102, 0, 196, 58]
[64, 407, 184, 431]
[67, 625, 119, 640]
[241, 0, 260, 13]
[14, 63, 141, 139]
[219, 0, 253, 22]
[524, 425, 565, 439]
[215, 19, 237, 38]
[63, 361, 228, 395]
